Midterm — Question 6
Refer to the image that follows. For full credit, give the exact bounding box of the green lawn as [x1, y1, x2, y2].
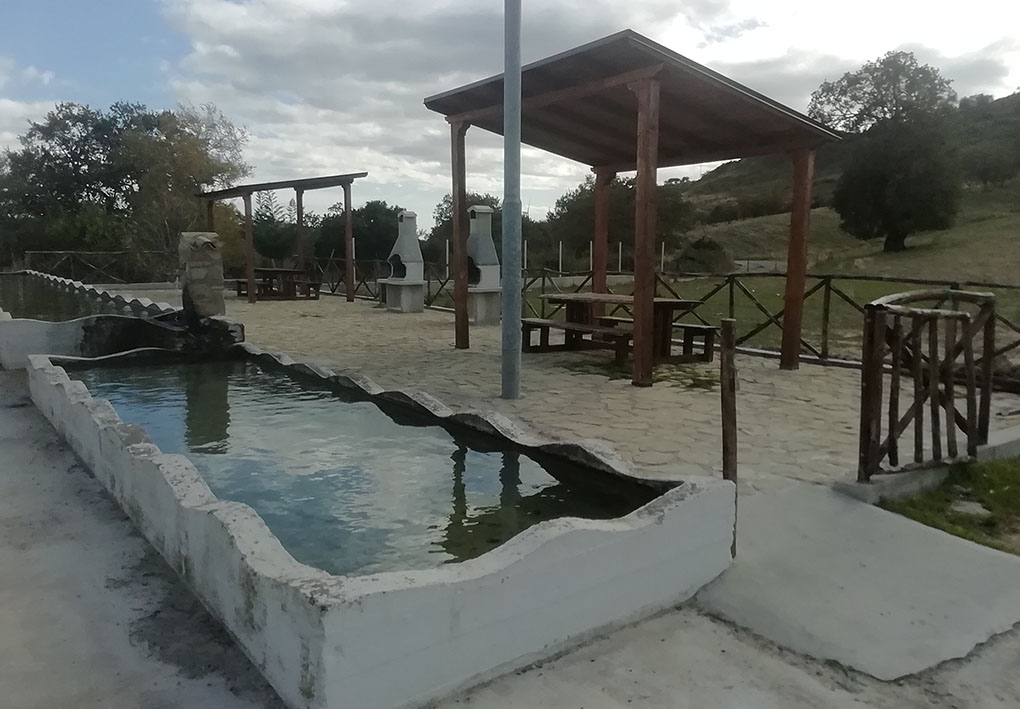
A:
[881, 459, 1020, 555]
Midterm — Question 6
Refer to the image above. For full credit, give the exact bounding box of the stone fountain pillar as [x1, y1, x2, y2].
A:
[466, 205, 501, 325]
[179, 232, 226, 324]
[377, 211, 425, 313]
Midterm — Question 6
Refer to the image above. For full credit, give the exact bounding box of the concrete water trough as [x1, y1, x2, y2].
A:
[0, 270, 241, 368]
[25, 342, 735, 709]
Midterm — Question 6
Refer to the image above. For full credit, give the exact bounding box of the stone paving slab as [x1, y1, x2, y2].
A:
[697, 483, 1020, 680]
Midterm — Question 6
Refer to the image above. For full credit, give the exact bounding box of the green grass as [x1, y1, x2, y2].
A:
[881, 459, 1020, 554]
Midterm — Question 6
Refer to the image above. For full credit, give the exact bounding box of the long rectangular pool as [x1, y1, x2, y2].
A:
[73, 358, 657, 576]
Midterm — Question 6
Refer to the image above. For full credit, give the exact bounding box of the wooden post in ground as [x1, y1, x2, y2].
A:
[242, 192, 257, 304]
[780, 148, 815, 370]
[629, 78, 660, 387]
[858, 304, 885, 481]
[295, 188, 305, 272]
[591, 167, 615, 318]
[720, 318, 738, 557]
[343, 181, 354, 301]
[979, 302, 995, 442]
[450, 121, 470, 349]
[205, 199, 215, 232]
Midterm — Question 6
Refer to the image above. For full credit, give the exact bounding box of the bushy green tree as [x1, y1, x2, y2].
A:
[314, 200, 405, 261]
[0, 101, 248, 265]
[832, 116, 960, 252]
[809, 51, 957, 133]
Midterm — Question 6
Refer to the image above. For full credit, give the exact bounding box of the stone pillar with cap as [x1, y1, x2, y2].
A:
[376, 210, 425, 313]
[466, 205, 502, 325]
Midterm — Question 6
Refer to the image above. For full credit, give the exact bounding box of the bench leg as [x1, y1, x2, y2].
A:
[540, 326, 551, 350]
[683, 329, 695, 357]
[613, 338, 629, 366]
[522, 325, 533, 352]
[702, 331, 716, 363]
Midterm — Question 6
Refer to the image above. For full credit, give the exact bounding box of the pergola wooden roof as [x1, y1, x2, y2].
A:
[425, 30, 840, 385]
[196, 172, 367, 303]
[425, 30, 839, 170]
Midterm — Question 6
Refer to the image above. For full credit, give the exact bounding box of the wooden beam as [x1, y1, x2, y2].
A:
[445, 64, 663, 124]
[451, 121, 471, 349]
[780, 148, 815, 369]
[630, 78, 660, 387]
[591, 167, 615, 318]
[242, 192, 256, 304]
[295, 188, 305, 271]
[343, 182, 354, 301]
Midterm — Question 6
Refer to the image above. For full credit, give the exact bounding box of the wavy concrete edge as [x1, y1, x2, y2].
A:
[8, 269, 177, 318]
[235, 341, 680, 490]
[27, 349, 734, 709]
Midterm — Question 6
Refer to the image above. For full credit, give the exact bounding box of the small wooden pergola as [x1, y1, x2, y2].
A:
[425, 30, 840, 385]
[197, 172, 367, 303]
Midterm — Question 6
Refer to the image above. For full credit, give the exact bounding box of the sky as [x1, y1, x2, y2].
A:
[1, 0, 1018, 228]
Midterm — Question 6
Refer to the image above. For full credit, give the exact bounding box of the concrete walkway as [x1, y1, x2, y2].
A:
[0, 370, 281, 709]
[697, 483, 1020, 680]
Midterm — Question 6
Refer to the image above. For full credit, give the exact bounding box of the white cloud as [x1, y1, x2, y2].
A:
[0, 98, 55, 147]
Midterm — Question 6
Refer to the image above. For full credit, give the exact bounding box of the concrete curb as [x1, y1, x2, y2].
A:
[834, 425, 1020, 504]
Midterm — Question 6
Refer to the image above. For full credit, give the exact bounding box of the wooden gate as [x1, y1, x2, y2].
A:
[858, 290, 995, 481]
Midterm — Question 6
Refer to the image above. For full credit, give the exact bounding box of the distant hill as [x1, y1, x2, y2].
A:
[685, 92, 1020, 205]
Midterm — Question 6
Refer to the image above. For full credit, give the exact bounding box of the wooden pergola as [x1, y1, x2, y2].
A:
[425, 30, 840, 385]
[196, 172, 367, 303]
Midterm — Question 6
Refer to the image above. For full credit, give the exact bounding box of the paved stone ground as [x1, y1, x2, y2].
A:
[134, 291, 1020, 494]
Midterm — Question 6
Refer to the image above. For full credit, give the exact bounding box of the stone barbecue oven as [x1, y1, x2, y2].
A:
[466, 205, 502, 325]
[377, 210, 425, 313]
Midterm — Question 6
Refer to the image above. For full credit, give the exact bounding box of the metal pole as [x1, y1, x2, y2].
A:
[660, 241, 665, 272]
[588, 241, 593, 271]
[523, 240, 528, 270]
[617, 242, 622, 273]
[445, 239, 450, 280]
[500, 0, 523, 400]
[558, 241, 563, 273]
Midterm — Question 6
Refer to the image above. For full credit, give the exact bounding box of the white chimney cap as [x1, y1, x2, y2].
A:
[469, 205, 495, 215]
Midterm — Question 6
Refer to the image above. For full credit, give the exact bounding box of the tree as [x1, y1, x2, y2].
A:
[314, 200, 405, 260]
[808, 51, 957, 133]
[252, 191, 293, 260]
[832, 116, 960, 252]
[0, 101, 249, 264]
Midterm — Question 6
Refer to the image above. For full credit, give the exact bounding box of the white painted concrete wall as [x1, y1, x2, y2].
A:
[0, 271, 175, 368]
[28, 353, 734, 709]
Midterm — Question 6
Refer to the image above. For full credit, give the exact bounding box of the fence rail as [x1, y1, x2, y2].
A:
[23, 250, 175, 283]
[858, 290, 996, 481]
[307, 260, 1020, 386]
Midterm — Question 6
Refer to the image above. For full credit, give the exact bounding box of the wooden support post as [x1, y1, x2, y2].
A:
[720, 318, 738, 557]
[592, 167, 615, 319]
[343, 182, 354, 302]
[913, 318, 925, 463]
[979, 303, 995, 443]
[242, 193, 256, 304]
[888, 317, 903, 468]
[944, 317, 958, 458]
[450, 121, 471, 349]
[858, 304, 885, 481]
[205, 199, 215, 232]
[295, 188, 305, 272]
[929, 317, 942, 461]
[780, 148, 815, 370]
[629, 78, 660, 387]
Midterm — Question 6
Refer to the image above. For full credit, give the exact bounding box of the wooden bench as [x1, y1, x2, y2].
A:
[294, 279, 321, 299]
[521, 318, 633, 365]
[596, 316, 720, 363]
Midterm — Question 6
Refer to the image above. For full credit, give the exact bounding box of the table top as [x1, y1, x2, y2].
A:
[538, 292, 701, 306]
[254, 267, 305, 275]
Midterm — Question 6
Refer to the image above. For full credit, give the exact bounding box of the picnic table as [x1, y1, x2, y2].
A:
[523, 292, 715, 363]
[234, 267, 320, 301]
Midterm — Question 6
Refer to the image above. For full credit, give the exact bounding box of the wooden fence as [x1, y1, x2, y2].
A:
[24, 250, 175, 283]
[857, 290, 996, 482]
